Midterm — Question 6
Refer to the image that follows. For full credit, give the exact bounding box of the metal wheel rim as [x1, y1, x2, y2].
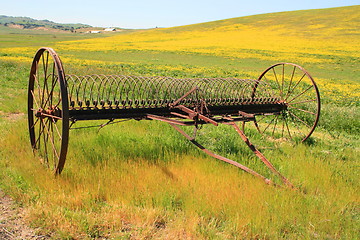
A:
[28, 47, 69, 174]
[252, 63, 321, 142]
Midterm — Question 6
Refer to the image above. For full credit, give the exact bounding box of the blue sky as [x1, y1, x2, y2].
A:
[1, 0, 359, 29]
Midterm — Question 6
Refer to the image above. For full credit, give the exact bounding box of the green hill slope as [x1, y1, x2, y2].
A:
[0, 15, 91, 31]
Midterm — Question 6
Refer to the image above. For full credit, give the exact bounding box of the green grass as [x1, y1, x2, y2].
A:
[0, 6, 359, 239]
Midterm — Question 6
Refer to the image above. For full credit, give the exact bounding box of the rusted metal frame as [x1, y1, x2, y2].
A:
[225, 121, 294, 188]
[173, 104, 218, 126]
[170, 86, 198, 107]
[168, 123, 274, 185]
[67, 102, 284, 121]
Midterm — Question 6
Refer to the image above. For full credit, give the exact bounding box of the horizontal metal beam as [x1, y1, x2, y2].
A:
[69, 103, 286, 121]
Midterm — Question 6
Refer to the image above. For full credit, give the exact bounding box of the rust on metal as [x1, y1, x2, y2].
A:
[28, 47, 321, 186]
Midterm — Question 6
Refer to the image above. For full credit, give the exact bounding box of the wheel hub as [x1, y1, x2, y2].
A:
[35, 106, 62, 120]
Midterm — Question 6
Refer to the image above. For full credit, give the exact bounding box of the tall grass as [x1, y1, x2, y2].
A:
[0, 114, 358, 239]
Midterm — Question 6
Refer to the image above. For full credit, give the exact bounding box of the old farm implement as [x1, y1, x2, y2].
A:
[28, 47, 320, 186]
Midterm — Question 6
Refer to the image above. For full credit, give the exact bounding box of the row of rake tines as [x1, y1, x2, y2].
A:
[65, 74, 277, 109]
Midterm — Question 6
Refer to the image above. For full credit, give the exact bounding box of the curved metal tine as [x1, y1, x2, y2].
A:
[236, 79, 244, 102]
[139, 76, 153, 106]
[152, 76, 166, 102]
[228, 122, 294, 188]
[109, 75, 121, 107]
[81, 75, 91, 107]
[224, 78, 237, 100]
[134, 76, 146, 106]
[234, 79, 246, 102]
[185, 78, 197, 103]
[89, 75, 100, 107]
[116, 75, 128, 107]
[204, 78, 215, 103]
[137, 76, 147, 104]
[243, 79, 254, 101]
[259, 75, 276, 99]
[165, 77, 181, 102]
[169, 77, 180, 102]
[74, 75, 85, 108]
[122, 76, 136, 107]
[66, 75, 75, 107]
[108, 75, 119, 107]
[128, 75, 139, 106]
[96, 74, 108, 106]
[216, 78, 229, 101]
[101, 75, 111, 107]
[150, 76, 166, 106]
[168, 123, 274, 185]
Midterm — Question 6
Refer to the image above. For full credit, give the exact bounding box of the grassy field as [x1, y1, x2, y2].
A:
[0, 5, 359, 239]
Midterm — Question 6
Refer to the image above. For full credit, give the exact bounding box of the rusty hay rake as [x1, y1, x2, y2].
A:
[28, 47, 321, 187]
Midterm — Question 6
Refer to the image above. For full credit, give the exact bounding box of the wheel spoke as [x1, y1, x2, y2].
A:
[41, 118, 60, 161]
[42, 118, 49, 165]
[262, 115, 277, 134]
[51, 62, 56, 106]
[289, 111, 311, 128]
[255, 114, 267, 123]
[30, 90, 41, 110]
[284, 66, 296, 100]
[287, 85, 313, 103]
[271, 115, 279, 136]
[254, 63, 320, 142]
[281, 116, 285, 138]
[30, 117, 40, 129]
[288, 99, 317, 105]
[285, 73, 306, 102]
[51, 118, 63, 140]
[42, 74, 58, 109]
[35, 116, 45, 149]
[284, 116, 292, 139]
[288, 105, 316, 115]
[281, 64, 285, 99]
[272, 67, 282, 98]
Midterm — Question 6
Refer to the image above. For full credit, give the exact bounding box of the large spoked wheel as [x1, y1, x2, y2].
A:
[28, 47, 69, 174]
[252, 63, 320, 142]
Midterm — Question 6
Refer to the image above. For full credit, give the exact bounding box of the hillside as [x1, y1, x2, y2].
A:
[58, 5, 359, 62]
[0, 15, 91, 32]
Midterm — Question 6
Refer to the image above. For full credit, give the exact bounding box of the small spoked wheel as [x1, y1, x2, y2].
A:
[252, 63, 321, 142]
[28, 47, 69, 174]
